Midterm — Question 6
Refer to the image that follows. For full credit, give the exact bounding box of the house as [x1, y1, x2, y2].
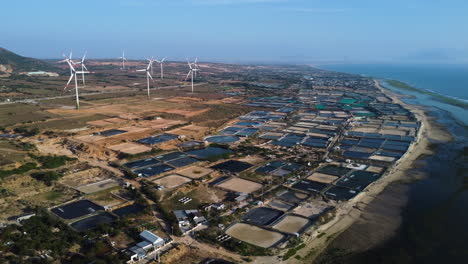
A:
[173, 209, 208, 234]
[139, 230, 165, 248]
[128, 246, 146, 262]
[212, 203, 225, 210]
[125, 230, 166, 263]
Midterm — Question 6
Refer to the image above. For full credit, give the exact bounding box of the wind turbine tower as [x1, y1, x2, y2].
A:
[137, 58, 155, 99]
[185, 58, 198, 93]
[79, 51, 89, 86]
[60, 52, 89, 109]
[156, 57, 166, 79]
[119, 51, 127, 70]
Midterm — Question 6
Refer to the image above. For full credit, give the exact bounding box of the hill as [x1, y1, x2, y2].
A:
[0, 47, 59, 76]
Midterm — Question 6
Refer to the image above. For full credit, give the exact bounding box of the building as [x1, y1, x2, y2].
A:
[126, 230, 165, 263]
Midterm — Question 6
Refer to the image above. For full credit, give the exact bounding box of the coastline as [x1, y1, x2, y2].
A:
[252, 79, 452, 264]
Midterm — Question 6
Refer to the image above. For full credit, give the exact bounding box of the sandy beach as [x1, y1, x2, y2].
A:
[251, 80, 452, 264]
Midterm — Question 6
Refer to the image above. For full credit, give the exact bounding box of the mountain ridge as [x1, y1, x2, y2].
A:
[0, 47, 59, 76]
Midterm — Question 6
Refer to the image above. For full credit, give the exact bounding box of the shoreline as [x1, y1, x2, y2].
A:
[384, 79, 468, 110]
[252, 79, 452, 264]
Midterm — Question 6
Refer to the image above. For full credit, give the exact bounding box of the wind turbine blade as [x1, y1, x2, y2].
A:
[184, 70, 192, 81]
[147, 72, 154, 82]
[162, 57, 166, 62]
[65, 74, 74, 88]
[136, 69, 146, 72]
[82, 51, 87, 62]
[82, 64, 89, 71]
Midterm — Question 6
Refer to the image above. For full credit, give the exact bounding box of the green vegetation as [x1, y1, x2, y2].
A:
[283, 243, 306, 261]
[0, 162, 37, 178]
[385, 79, 468, 109]
[140, 184, 183, 236]
[30, 171, 63, 186]
[0, 209, 80, 260]
[31, 154, 75, 169]
[13, 126, 40, 136]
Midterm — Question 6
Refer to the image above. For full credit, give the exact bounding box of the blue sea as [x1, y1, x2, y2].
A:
[318, 63, 468, 124]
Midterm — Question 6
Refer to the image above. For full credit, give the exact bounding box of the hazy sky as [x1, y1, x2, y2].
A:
[2, 0, 468, 63]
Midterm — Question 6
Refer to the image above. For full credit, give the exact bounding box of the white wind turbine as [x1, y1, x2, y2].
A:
[155, 57, 166, 79]
[119, 51, 127, 70]
[193, 57, 200, 78]
[60, 52, 89, 109]
[137, 58, 155, 99]
[146, 56, 155, 75]
[185, 58, 198, 93]
[78, 51, 89, 86]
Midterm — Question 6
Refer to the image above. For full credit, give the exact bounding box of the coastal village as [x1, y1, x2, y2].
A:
[0, 61, 421, 263]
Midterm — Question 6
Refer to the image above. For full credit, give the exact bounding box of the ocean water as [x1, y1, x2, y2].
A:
[318, 64, 468, 100]
[318, 64, 468, 124]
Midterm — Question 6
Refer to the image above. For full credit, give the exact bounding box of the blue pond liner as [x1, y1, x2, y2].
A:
[167, 157, 199, 167]
[51, 200, 103, 220]
[70, 213, 116, 232]
[112, 204, 145, 217]
[292, 180, 327, 193]
[259, 134, 282, 140]
[348, 170, 381, 184]
[380, 144, 408, 152]
[95, 129, 127, 137]
[325, 186, 358, 201]
[358, 142, 382, 148]
[137, 133, 178, 145]
[335, 177, 370, 191]
[375, 151, 403, 158]
[282, 162, 301, 172]
[343, 151, 371, 159]
[235, 121, 263, 127]
[255, 165, 278, 174]
[124, 158, 161, 169]
[272, 140, 296, 147]
[186, 147, 232, 160]
[154, 151, 187, 162]
[235, 128, 258, 137]
[302, 141, 327, 148]
[384, 140, 411, 147]
[205, 135, 240, 144]
[134, 164, 174, 177]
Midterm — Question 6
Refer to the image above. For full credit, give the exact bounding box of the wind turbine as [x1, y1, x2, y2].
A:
[119, 51, 127, 70]
[193, 57, 199, 78]
[78, 51, 88, 86]
[137, 58, 155, 99]
[146, 56, 155, 75]
[155, 57, 166, 79]
[185, 58, 198, 93]
[60, 53, 89, 109]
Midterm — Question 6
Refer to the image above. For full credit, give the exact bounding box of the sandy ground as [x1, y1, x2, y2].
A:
[251, 80, 452, 264]
[226, 223, 285, 248]
[76, 178, 120, 194]
[307, 172, 338, 184]
[271, 215, 311, 234]
[177, 166, 213, 179]
[215, 177, 263, 193]
[153, 174, 192, 189]
[107, 142, 151, 154]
